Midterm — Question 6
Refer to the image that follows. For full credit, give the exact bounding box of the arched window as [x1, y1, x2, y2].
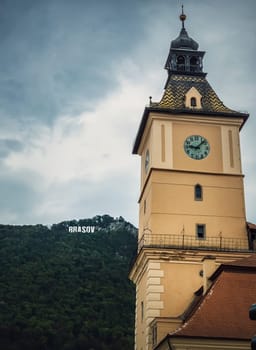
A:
[177, 56, 185, 71]
[190, 56, 199, 72]
[195, 184, 202, 200]
[191, 97, 197, 107]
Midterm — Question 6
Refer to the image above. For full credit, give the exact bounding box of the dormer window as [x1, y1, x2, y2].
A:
[184, 87, 202, 109]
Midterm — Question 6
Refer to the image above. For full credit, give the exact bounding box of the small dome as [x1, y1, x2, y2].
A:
[171, 27, 199, 51]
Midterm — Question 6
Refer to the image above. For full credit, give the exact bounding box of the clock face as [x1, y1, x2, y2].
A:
[184, 135, 210, 160]
[145, 150, 150, 173]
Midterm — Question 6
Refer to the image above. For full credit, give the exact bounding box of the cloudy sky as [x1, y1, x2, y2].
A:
[0, 0, 255, 226]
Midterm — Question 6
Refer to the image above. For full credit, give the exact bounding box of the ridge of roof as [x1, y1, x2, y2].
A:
[132, 105, 248, 154]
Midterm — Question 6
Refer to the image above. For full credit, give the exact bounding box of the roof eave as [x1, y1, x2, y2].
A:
[167, 334, 251, 341]
[132, 106, 151, 154]
[132, 107, 249, 154]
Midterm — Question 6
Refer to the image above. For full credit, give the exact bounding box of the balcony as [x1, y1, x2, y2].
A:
[138, 233, 252, 253]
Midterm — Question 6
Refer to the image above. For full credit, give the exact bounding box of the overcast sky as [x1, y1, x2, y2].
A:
[0, 0, 255, 226]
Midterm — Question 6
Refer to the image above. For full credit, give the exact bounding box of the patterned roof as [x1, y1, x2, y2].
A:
[151, 74, 245, 115]
[132, 73, 249, 154]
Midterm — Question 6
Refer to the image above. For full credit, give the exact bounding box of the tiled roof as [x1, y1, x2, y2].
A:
[132, 73, 249, 154]
[170, 258, 256, 340]
[151, 74, 246, 116]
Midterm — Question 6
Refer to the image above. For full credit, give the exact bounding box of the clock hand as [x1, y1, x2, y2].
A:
[198, 139, 206, 147]
[194, 139, 205, 149]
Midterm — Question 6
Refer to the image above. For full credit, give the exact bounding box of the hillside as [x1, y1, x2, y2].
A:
[0, 215, 137, 350]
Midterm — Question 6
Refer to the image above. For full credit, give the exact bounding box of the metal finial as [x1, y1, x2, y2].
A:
[149, 96, 152, 106]
[180, 4, 186, 28]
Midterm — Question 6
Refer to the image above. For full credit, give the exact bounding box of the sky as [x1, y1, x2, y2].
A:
[0, 0, 255, 226]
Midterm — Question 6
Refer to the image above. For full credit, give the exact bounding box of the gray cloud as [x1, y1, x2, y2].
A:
[0, 172, 41, 223]
[0, 139, 24, 158]
[0, 0, 147, 124]
[0, 0, 255, 225]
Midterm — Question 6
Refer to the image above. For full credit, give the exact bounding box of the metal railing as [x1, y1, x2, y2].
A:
[138, 233, 251, 253]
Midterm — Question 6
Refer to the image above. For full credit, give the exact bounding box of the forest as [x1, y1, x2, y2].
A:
[0, 215, 137, 350]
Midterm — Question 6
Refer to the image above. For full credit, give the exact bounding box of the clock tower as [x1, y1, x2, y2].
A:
[129, 7, 252, 350]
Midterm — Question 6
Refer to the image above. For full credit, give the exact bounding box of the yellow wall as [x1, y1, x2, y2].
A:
[160, 260, 203, 316]
[135, 261, 165, 350]
[139, 169, 247, 241]
[135, 268, 148, 350]
[138, 113, 244, 190]
[138, 112, 247, 242]
[132, 110, 247, 350]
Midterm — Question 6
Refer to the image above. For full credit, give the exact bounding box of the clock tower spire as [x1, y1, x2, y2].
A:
[165, 6, 204, 76]
[129, 8, 252, 350]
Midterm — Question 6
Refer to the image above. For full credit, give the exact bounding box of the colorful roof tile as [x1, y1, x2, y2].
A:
[151, 74, 246, 115]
